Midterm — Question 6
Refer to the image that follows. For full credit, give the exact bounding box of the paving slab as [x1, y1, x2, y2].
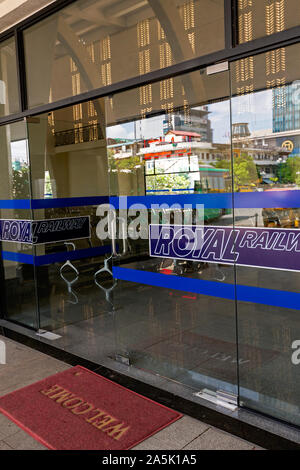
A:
[3, 429, 47, 450]
[133, 416, 210, 450]
[183, 428, 255, 450]
[0, 440, 13, 450]
[0, 414, 21, 439]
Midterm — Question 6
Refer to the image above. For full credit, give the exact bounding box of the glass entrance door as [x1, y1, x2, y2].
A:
[0, 120, 38, 329]
[231, 43, 300, 427]
[25, 103, 113, 336]
[105, 67, 239, 397]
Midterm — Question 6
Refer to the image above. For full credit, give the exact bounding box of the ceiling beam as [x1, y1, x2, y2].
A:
[103, 0, 148, 19]
[69, 4, 126, 28]
[148, 0, 205, 104]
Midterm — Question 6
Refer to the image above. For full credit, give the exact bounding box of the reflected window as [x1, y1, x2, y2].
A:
[106, 68, 232, 197]
[27, 99, 108, 200]
[0, 121, 30, 202]
[0, 37, 19, 117]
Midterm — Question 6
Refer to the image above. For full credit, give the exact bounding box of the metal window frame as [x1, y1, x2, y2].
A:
[1, 0, 300, 125]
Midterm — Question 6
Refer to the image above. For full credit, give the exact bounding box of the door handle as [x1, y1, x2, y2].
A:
[111, 216, 127, 257]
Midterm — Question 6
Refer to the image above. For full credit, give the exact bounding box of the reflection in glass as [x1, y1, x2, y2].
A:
[2, 256, 37, 329]
[26, 102, 112, 331]
[0, 122, 30, 203]
[24, 0, 225, 108]
[232, 45, 300, 426]
[0, 37, 19, 117]
[0, 121, 36, 329]
[238, 0, 300, 44]
[59, 242, 79, 305]
[94, 255, 117, 312]
[105, 67, 238, 396]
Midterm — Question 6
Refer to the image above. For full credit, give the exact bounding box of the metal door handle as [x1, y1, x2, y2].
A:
[111, 216, 127, 257]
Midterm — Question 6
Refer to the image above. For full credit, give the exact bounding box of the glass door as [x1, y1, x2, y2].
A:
[0, 120, 38, 329]
[25, 102, 113, 337]
[232, 43, 300, 427]
[105, 67, 239, 399]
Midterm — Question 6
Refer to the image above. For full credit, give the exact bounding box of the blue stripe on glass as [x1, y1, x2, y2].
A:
[109, 194, 232, 209]
[0, 190, 299, 210]
[112, 267, 300, 311]
[146, 189, 195, 193]
[233, 190, 300, 209]
[32, 196, 109, 209]
[0, 200, 31, 210]
[2, 251, 35, 264]
[110, 190, 300, 209]
[113, 267, 235, 299]
[34, 245, 111, 266]
[235, 284, 300, 311]
[1, 246, 111, 266]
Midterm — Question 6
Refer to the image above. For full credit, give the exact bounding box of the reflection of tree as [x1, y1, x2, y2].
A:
[147, 173, 190, 191]
[12, 165, 30, 199]
[273, 157, 300, 185]
[234, 155, 258, 188]
[215, 154, 258, 190]
[108, 149, 143, 171]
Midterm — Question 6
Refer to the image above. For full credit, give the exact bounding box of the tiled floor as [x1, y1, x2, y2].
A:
[0, 335, 263, 450]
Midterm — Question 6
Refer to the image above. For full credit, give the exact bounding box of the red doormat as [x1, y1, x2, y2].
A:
[0, 366, 182, 450]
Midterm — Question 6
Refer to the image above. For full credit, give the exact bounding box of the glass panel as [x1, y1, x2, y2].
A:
[232, 42, 300, 426]
[27, 101, 108, 200]
[24, 0, 225, 108]
[0, 37, 19, 117]
[22, 67, 238, 401]
[0, 121, 37, 329]
[105, 68, 238, 396]
[238, 0, 300, 44]
[1, 244, 37, 329]
[27, 101, 112, 331]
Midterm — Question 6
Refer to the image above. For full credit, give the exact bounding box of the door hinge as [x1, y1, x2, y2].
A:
[115, 354, 130, 366]
[207, 62, 229, 75]
[193, 388, 238, 411]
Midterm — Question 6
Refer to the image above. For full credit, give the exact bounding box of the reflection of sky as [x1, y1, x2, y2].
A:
[208, 100, 230, 143]
[231, 89, 273, 134]
[10, 140, 28, 163]
[106, 89, 273, 143]
[106, 117, 165, 141]
[106, 122, 135, 140]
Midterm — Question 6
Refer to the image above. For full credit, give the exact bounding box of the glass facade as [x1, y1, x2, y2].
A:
[238, 0, 300, 44]
[23, 0, 225, 108]
[0, 120, 36, 328]
[1, 0, 300, 435]
[0, 37, 19, 117]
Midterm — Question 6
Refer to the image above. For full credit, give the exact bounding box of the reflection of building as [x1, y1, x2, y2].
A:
[232, 123, 291, 179]
[163, 106, 213, 142]
[232, 122, 250, 139]
[140, 130, 224, 165]
[140, 130, 229, 192]
[272, 84, 300, 157]
[107, 139, 143, 158]
[273, 84, 300, 133]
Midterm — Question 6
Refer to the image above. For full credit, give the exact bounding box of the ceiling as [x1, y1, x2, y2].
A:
[0, 0, 55, 33]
